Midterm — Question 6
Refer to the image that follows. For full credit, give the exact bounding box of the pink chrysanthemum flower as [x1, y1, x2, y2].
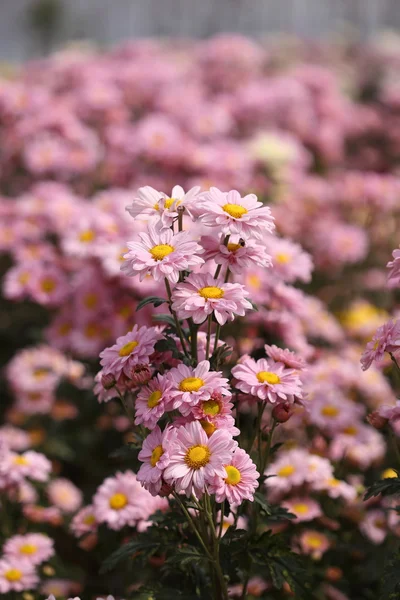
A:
[167, 360, 231, 412]
[93, 471, 147, 530]
[361, 319, 400, 371]
[209, 447, 259, 507]
[232, 357, 302, 403]
[47, 478, 83, 513]
[200, 234, 272, 274]
[126, 185, 201, 225]
[266, 236, 313, 283]
[0, 557, 38, 593]
[163, 421, 237, 497]
[197, 187, 275, 239]
[190, 391, 234, 422]
[70, 505, 97, 538]
[135, 374, 173, 430]
[121, 224, 204, 284]
[0, 425, 30, 451]
[298, 530, 330, 559]
[4, 450, 52, 484]
[282, 497, 322, 523]
[137, 426, 176, 496]
[264, 344, 305, 370]
[100, 325, 161, 378]
[3, 533, 54, 565]
[387, 248, 400, 288]
[379, 401, 400, 436]
[171, 272, 252, 325]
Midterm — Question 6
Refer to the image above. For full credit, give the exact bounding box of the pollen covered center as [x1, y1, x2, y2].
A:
[119, 340, 138, 357]
[150, 444, 164, 467]
[278, 464, 295, 477]
[41, 278, 57, 293]
[13, 455, 28, 466]
[79, 229, 95, 243]
[257, 371, 280, 384]
[199, 286, 224, 299]
[109, 493, 128, 510]
[222, 203, 248, 219]
[20, 544, 37, 555]
[5, 569, 22, 582]
[321, 405, 339, 417]
[225, 465, 242, 485]
[293, 503, 309, 514]
[202, 399, 221, 416]
[276, 252, 290, 264]
[179, 377, 204, 393]
[185, 445, 211, 469]
[227, 242, 242, 252]
[147, 390, 162, 408]
[200, 420, 216, 436]
[150, 244, 174, 261]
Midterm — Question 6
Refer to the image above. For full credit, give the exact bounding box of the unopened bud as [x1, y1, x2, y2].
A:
[367, 411, 388, 430]
[127, 364, 152, 387]
[42, 565, 55, 577]
[101, 372, 116, 390]
[325, 567, 342, 582]
[159, 482, 173, 497]
[272, 401, 293, 423]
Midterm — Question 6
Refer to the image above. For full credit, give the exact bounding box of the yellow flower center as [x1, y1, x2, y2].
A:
[150, 445, 164, 467]
[293, 503, 309, 514]
[276, 252, 290, 264]
[58, 323, 72, 336]
[382, 468, 397, 479]
[79, 229, 95, 243]
[179, 377, 204, 393]
[278, 464, 295, 477]
[18, 272, 30, 284]
[20, 544, 37, 555]
[185, 445, 211, 469]
[222, 203, 248, 219]
[200, 420, 217, 437]
[149, 244, 174, 261]
[5, 569, 22, 582]
[85, 323, 99, 338]
[199, 286, 224, 299]
[34, 368, 49, 379]
[83, 514, 96, 525]
[343, 425, 357, 435]
[109, 493, 128, 510]
[227, 242, 242, 252]
[84, 293, 98, 309]
[247, 274, 261, 290]
[202, 399, 221, 416]
[306, 534, 323, 549]
[41, 278, 56, 293]
[257, 371, 280, 384]
[328, 478, 340, 487]
[147, 390, 162, 408]
[119, 340, 138, 357]
[13, 455, 28, 466]
[321, 405, 339, 417]
[225, 465, 242, 485]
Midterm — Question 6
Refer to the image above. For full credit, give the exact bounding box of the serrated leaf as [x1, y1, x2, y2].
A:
[100, 538, 160, 573]
[364, 476, 400, 500]
[136, 296, 166, 311]
[153, 314, 177, 327]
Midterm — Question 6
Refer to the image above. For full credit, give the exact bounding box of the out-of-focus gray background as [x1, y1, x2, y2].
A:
[1, 0, 399, 61]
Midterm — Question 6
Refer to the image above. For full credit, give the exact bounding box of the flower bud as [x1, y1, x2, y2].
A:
[101, 372, 116, 390]
[272, 401, 293, 423]
[367, 411, 388, 430]
[126, 364, 152, 387]
[159, 482, 173, 497]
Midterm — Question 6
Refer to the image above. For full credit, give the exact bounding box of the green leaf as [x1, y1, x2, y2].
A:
[136, 296, 166, 311]
[364, 476, 400, 500]
[248, 299, 259, 312]
[380, 549, 400, 599]
[100, 538, 160, 573]
[155, 336, 182, 359]
[153, 314, 177, 327]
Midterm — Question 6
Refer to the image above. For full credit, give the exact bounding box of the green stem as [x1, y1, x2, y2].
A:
[172, 492, 213, 561]
[205, 315, 213, 360]
[189, 319, 198, 365]
[203, 493, 229, 600]
[164, 278, 190, 358]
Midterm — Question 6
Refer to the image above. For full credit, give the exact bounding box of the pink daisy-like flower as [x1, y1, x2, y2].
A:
[137, 426, 176, 496]
[264, 344, 305, 370]
[0, 557, 38, 593]
[360, 510, 387, 544]
[197, 187, 275, 239]
[135, 374, 173, 430]
[163, 420, 237, 497]
[379, 400, 400, 436]
[361, 319, 400, 371]
[121, 224, 204, 284]
[167, 360, 231, 412]
[47, 478, 83, 513]
[4, 450, 52, 484]
[232, 357, 302, 403]
[266, 236, 313, 283]
[190, 391, 234, 422]
[200, 234, 272, 275]
[387, 248, 400, 288]
[282, 497, 322, 523]
[298, 530, 330, 559]
[70, 505, 97, 538]
[126, 185, 201, 225]
[3, 533, 54, 565]
[100, 325, 161, 378]
[209, 447, 259, 507]
[93, 471, 146, 530]
[171, 272, 252, 325]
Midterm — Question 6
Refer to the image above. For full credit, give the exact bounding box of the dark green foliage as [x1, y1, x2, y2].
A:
[136, 296, 167, 311]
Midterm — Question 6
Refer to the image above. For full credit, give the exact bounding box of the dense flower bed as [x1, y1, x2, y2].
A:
[1, 34, 400, 600]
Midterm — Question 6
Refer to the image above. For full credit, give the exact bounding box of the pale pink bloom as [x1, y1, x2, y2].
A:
[216, 511, 248, 537]
[70, 505, 97, 537]
[229, 576, 269, 597]
[360, 510, 387, 544]
[167, 360, 231, 412]
[17, 481, 38, 505]
[379, 400, 400, 436]
[197, 188, 275, 240]
[126, 185, 201, 225]
[264, 344, 305, 370]
[100, 325, 161, 378]
[329, 425, 385, 470]
[307, 389, 365, 434]
[314, 477, 357, 502]
[28, 264, 69, 307]
[361, 319, 400, 370]
[0, 425, 30, 451]
[0, 557, 38, 593]
[171, 272, 252, 325]
[282, 497, 322, 522]
[232, 357, 302, 403]
[135, 374, 173, 430]
[3, 533, 54, 565]
[208, 447, 259, 507]
[190, 391, 234, 422]
[121, 224, 203, 283]
[266, 449, 333, 498]
[93, 471, 148, 530]
[47, 478, 83, 513]
[23, 505, 62, 526]
[41, 579, 81, 598]
[137, 426, 175, 496]
[15, 390, 55, 415]
[298, 530, 330, 559]
[4, 451, 52, 484]
[266, 236, 313, 283]
[163, 420, 237, 497]
[387, 248, 400, 288]
[6, 345, 69, 395]
[200, 234, 272, 274]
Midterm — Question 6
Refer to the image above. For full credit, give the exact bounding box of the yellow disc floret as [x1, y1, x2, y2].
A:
[20, 544, 37, 555]
[119, 341, 138, 357]
[227, 242, 242, 252]
[199, 286, 224, 299]
[150, 445, 164, 467]
[321, 405, 339, 418]
[185, 445, 211, 469]
[277, 464, 295, 477]
[257, 371, 280, 385]
[179, 377, 204, 393]
[225, 465, 242, 486]
[5, 569, 22, 582]
[147, 390, 163, 408]
[222, 204, 248, 219]
[109, 493, 128, 510]
[149, 244, 174, 261]
[79, 229, 95, 243]
[202, 399, 221, 416]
